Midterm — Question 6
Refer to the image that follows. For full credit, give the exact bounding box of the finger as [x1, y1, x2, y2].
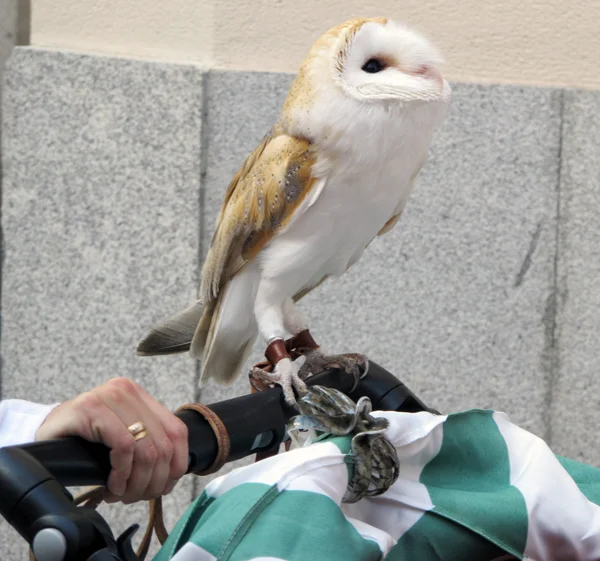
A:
[94, 379, 169, 503]
[90, 403, 137, 498]
[124, 408, 174, 500]
[106, 434, 136, 498]
[129, 389, 186, 499]
[103, 489, 123, 504]
[140, 449, 171, 500]
[136, 389, 189, 483]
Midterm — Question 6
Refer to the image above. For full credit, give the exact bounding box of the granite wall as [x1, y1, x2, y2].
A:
[1, 46, 599, 558]
[0, 0, 19, 355]
[0, 1, 17, 122]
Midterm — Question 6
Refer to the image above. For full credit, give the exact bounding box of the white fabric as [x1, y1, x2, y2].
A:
[493, 411, 600, 561]
[0, 399, 59, 447]
[165, 543, 217, 561]
[205, 441, 350, 500]
[162, 409, 600, 561]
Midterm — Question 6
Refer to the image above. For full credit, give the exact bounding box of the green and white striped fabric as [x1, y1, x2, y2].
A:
[152, 409, 600, 561]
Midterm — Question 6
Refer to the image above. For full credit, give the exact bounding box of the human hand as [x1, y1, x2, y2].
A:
[35, 377, 189, 504]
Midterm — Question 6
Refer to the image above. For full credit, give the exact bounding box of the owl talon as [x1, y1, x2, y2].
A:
[299, 349, 367, 388]
[270, 356, 308, 404]
[249, 357, 308, 404]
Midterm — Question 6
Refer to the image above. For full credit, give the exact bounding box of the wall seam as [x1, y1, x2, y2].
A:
[191, 69, 211, 499]
[543, 88, 565, 446]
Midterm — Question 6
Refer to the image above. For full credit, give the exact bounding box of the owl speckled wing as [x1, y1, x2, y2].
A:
[201, 127, 320, 303]
[137, 127, 324, 381]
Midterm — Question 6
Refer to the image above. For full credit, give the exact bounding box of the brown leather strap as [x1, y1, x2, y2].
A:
[264, 338, 290, 366]
[137, 497, 169, 560]
[74, 485, 105, 509]
[137, 498, 157, 561]
[152, 496, 169, 544]
[285, 329, 319, 352]
[175, 403, 231, 475]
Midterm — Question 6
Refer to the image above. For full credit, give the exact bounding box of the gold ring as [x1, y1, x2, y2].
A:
[128, 421, 148, 441]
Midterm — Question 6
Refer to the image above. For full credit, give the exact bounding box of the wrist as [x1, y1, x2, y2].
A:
[0, 400, 61, 447]
[34, 402, 64, 441]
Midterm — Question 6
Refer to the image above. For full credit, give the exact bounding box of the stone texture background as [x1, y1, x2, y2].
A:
[0, 1, 17, 131]
[1, 44, 599, 558]
[0, 47, 203, 560]
[553, 90, 600, 463]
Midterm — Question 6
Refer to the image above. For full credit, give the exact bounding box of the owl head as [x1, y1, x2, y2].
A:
[282, 18, 451, 140]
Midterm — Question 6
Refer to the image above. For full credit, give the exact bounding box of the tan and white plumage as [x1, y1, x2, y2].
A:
[137, 17, 451, 403]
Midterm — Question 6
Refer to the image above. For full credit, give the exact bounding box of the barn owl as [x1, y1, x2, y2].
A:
[137, 17, 451, 404]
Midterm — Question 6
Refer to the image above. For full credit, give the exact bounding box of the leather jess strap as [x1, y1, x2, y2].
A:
[138, 402, 231, 557]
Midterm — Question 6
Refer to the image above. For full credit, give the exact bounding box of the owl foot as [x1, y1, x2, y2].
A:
[270, 355, 308, 405]
[250, 338, 308, 405]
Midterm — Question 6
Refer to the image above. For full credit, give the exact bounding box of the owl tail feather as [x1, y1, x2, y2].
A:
[136, 300, 205, 356]
[194, 265, 259, 385]
[137, 265, 258, 385]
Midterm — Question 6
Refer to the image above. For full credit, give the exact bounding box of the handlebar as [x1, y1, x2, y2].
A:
[0, 360, 436, 561]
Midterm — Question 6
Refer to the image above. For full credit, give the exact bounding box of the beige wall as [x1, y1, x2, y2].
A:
[32, 0, 600, 89]
[31, 0, 215, 66]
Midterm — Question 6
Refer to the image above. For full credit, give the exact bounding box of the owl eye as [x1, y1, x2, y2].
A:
[361, 58, 385, 73]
